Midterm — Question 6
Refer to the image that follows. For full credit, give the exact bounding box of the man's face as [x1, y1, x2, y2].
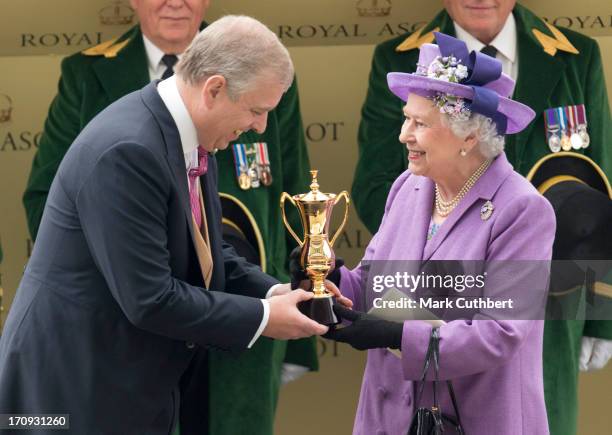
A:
[130, 0, 209, 52]
[443, 0, 516, 44]
[195, 74, 286, 152]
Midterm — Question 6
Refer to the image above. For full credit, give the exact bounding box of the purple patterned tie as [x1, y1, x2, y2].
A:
[188, 146, 208, 229]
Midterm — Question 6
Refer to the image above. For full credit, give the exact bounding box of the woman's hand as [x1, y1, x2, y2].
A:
[324, 305, 403, 351]
[323, 280, 353, 309]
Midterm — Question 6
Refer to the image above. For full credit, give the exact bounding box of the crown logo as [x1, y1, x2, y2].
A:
[356, 0, 392, 17]
[0, 93, 13, 123]
[99, 1, 135, 25]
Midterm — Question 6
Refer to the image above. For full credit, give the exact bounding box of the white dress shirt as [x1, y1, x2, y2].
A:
[142, 35, 183, 81]
[157, 75, 274, 348]
[453, 13, 519, 82]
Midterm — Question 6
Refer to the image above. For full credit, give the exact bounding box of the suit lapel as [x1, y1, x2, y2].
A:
[409, 177, 435, 261]
[140, 83, 198, 251]
[505, 6, 565, 167]
[92, 27, 150, 102]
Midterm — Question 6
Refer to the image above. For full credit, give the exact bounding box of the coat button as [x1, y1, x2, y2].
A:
[186, 342, 195, 349]
[403, 393, 412, 406]
[378, 387, 388, 399]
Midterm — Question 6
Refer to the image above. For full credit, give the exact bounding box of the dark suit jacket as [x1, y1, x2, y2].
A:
[0, 82, 277, 434]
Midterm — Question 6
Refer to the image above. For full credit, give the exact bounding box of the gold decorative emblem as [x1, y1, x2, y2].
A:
[356, 0, 392, 17]
[99, 1, 135, 26]
[480, 201, 494, 221]
[532, 22, 579, 57]
[82, 37, 130, 58]
[396, 25, 440, 52]
[0, 93, 13, 123]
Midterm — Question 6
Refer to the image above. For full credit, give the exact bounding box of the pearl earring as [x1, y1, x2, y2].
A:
[460, 149, 467, 157]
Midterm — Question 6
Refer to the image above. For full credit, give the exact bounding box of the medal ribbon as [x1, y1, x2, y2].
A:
[557, 107, 567, 134]
[576, 104, 587, 125]
[258, 142, 269, 166]
[544, 108, 560, 135]
[232, 143, 247, 177]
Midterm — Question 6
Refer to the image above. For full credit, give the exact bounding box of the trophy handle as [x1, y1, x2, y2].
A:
[329, 190, 350, 248]
[280, 192, 304, 247]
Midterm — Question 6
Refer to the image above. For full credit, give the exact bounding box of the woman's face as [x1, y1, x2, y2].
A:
[399, 93, 470, 180]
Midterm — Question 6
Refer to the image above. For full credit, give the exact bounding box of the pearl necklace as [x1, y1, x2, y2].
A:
[435, 159, 492, 217]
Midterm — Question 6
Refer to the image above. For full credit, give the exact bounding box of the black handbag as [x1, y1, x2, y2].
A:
[408, 328, 466, 435]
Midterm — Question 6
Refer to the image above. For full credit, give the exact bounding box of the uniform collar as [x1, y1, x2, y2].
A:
[142, 34, 183, 78]
[453, 13, 517, 64]
[157, 75, 198, 156]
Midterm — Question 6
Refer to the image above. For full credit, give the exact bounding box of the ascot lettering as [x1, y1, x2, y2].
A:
[1, 131, 42, 151]
[378, 21, 426, 37]
[306, 122, 344, 142]
[21, 32, 104, 47]
[335, 229, 368, 250]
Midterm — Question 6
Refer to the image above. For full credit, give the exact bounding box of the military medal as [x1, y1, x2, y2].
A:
[232, 144, 251, 190]
[544, 108, 561, 153]
[567, 105, 583, 150]
[248, 161, 260, 188]
[256, 142, 273, 186]
[576, 104, 590, 149]
[557, 107, 572, 151]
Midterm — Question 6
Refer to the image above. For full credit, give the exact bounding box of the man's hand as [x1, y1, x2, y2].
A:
[269, 281, 352, 309]
[263, 290, 328, 339]
[323, 305, 403, 351]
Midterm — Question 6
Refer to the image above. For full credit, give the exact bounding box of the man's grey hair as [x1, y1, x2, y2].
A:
[176, 15, 294, 100]
[442, 112, 505, 159]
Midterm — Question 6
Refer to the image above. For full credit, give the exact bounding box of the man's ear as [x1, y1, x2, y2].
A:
[202, 75, 227, 107]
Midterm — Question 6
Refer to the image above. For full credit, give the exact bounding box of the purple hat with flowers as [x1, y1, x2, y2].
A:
[387, 32, 535, 135]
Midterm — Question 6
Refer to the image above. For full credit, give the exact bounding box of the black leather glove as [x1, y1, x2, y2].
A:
[288, 246, 344, 290]
[323, 304, 403, 351]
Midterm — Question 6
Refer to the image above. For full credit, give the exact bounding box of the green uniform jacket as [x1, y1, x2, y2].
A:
[352, 5, 612, 435]
[23, 25, 318, 435]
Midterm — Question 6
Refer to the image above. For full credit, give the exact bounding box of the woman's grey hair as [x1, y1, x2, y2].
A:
[176, 15, 294, 100]
[441, 112, 505, 159]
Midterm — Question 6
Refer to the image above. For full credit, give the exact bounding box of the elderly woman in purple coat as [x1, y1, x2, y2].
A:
[305, 33, 555, 434]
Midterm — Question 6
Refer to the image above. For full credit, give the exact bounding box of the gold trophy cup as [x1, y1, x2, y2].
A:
[280, 170, 350, 325]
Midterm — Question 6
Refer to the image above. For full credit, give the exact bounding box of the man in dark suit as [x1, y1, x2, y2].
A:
[0, 15, 334, 435]
[22, 1, 319, 434]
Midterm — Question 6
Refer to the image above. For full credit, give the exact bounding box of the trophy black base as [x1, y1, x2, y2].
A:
[298, 296, 339, 326]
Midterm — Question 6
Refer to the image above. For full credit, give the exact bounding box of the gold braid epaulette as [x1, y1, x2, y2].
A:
[395, 25, 440, 52]
[82, 37, 130, 58]
[532, 21, 579, 57]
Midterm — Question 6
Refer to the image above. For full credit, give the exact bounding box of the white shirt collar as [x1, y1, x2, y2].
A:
[453, 13, 517, 64]
[157, 75, 199, 157]
[142, 34, 183, 81]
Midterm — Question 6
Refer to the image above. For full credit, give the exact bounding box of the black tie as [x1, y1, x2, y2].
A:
[480, 45, 498, 58]
[161, 54, 178, 80]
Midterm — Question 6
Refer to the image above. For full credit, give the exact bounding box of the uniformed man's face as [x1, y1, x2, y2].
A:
[443, 0, 516, 44]
[130, 0, 209, 53]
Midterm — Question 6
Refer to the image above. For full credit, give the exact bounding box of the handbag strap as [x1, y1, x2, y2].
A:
[413, 327, 437, 410]
[432, 327, 465, 432]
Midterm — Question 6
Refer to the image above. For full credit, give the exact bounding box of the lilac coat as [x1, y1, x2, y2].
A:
[340, 154, 555, 435]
